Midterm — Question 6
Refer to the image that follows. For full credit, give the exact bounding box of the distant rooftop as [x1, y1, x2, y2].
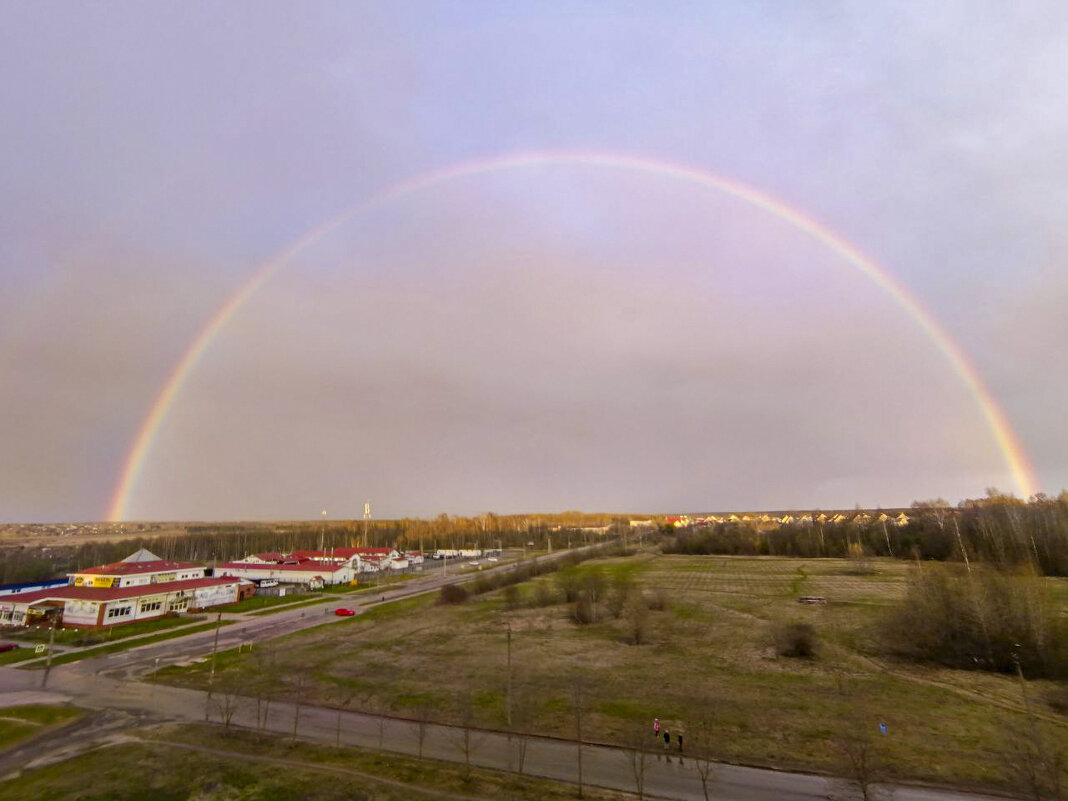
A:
[121, 547, 163, 563]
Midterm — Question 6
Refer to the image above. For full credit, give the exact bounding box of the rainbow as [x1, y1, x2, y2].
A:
[106, 151, 1038, 520]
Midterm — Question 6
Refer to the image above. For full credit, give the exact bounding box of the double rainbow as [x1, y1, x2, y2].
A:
[106, 151, 1037, 520]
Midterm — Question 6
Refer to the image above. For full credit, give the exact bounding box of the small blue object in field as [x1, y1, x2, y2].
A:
[878, 722, 888, 735]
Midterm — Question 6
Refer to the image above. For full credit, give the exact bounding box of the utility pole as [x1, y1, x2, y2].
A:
[40, 614, 57, 688]
[505, 621, 513, 728]
[204, 611, 223, 721]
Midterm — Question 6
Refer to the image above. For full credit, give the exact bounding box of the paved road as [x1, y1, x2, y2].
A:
[0, 551, 1019, 801]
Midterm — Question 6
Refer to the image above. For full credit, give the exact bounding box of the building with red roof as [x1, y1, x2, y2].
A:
[0, 576, 245, 629]
[216, 558, 356, 587]
[67, 548, 205, 589]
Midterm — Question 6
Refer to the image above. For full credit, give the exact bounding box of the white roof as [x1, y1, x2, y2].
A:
[121, 548, 163, 563]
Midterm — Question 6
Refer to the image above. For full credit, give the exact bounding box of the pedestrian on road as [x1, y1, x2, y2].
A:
[653, 717, 660, 739]
[663, 729, 670, 748]
[677, 732, 683, 752]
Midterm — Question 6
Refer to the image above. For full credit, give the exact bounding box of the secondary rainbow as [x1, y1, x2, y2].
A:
[106, 151, 1038, 520]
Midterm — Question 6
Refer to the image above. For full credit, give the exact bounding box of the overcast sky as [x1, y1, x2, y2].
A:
[2, 2, 1066, 522]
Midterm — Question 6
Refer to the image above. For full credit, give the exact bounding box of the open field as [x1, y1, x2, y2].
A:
[0, 722, 633, 801]
[154, 553, 1068, 792]
[0, 705, 83, 751]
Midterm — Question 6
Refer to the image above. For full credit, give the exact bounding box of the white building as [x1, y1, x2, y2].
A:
[0, 576, 242, 628]
[67, 548, 205, 589]
[215, 559, 356, 587]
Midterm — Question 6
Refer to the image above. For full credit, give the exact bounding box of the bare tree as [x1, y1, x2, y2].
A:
[1004, 655, 1065, 800]
[290, 669, 310, 741]
[415, 699, 434, 759]
[624, 725, 650, 800]
[691, 715, 717, 801]
[333, 683, 359, 748]
[506, 674, 533, 801]
[453, 691, 481, 779]
[213, 673, 245, 731]
[570, 672, 590, 797]
[623, 587, 650, 645]
[838, 696, 881, 801]
[250, 642, 279, 733]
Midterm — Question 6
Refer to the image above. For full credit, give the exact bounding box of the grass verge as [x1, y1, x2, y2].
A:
[3, 614, 205, 647]
[0, 648, 36, 665]
[0, 722, 632, 801]
[0, 704, 83, 751]
[23, 620, 235, 668]
[248, 597, 330, 616]
[215, 594, 314, 613]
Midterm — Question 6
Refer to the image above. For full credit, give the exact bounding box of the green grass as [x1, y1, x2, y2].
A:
[153, 554, 1068, 792]
[0, 723, 633, 801]
[0, 648, 35, 665]
[0, 705, 83, 750]
[248, 597, 330, 616]
[215, 594, 313, 613]
[26, 620, 235, 667]
[5, 614, 205, 647]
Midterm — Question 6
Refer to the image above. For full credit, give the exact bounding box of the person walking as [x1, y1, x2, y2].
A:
[677, 731, 684, 752]
[653, 717, 660, 739]
[663, 728, 671, 748]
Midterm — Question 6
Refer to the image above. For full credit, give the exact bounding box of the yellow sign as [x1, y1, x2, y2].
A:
[73, 575, 114, 588]
[153, 573, 176, 583]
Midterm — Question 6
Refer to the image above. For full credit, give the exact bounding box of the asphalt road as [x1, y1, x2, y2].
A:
[0, 550, 1019, 801]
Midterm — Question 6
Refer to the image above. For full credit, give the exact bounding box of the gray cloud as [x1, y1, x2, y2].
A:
[1, 3, 1063, 520]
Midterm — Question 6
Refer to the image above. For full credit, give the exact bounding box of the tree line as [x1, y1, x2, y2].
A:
[0, 512, 633, 585]
[663, 490, 1068, 576]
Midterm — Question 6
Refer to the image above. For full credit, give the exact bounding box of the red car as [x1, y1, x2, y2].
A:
[334, 608, 356, 617]
[0, 643, 18, 653]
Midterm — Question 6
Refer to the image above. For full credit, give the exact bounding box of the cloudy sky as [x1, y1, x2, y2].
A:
[2, 2, 1065, 522]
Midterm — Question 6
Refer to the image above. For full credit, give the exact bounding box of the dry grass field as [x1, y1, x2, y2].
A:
[0, 722, 633, 801]
[155, 553, 1068, 792]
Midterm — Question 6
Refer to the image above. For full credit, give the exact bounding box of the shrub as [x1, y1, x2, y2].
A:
[774, 622, 817, 658]
[623, 588, 649, 645]
[530, 581, 557, 608]
[1046, 684, 1068, 715]
[646, 587, 669, 611]
[503, 584, 522, 610]
[880, 565, 1068, 678]
[606, 575, 633, 619]
[844, 542, 875, 575]
[572, 593, 599, 624]
[555, 572, 582, 603]
[438, 584, 469, 605]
